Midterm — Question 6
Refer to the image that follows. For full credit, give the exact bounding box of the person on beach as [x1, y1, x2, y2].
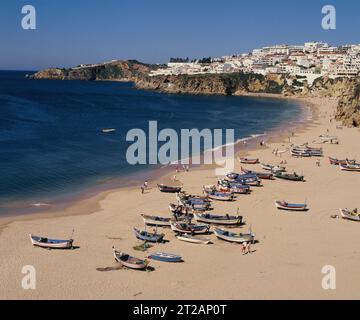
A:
[141, 186, 145, 194]
[173, 174, 177, 181]
[144, 180, 148, 189]
[242, 242, 247, 255]
[246, 242, 252, 254]
[316, 159, 321, 167]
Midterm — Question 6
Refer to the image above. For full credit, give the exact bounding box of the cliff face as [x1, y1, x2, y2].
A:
[135, 73, 288, 96]
[32, 60, 156, 81]
[31, 61, 360, 127]
[334, 79, 360, 127]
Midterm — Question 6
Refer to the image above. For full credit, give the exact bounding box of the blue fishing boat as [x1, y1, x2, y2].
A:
[148, 252, 183, 263]
[134, 227, 164, 243]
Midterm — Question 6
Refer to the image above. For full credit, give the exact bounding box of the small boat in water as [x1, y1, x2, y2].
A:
[275, 171, 304, 182]
[148, 252, 182, 263]
[157, 184, 182, 193]
[101, 128, 116, 133]
[176, 234, 212, 244]
[238, 157, 259, 164]
[113, 248, 148, 270]
[29, 234, 73, 249]
[170, 221, 210, 234]
[134, 227, 164, 243]
[274, 200, 308, 211]
[339, 208, 360, 221]
[194, 212, 242, 225]
[214, 228, 255, 243]
[141, 214, 171, 227]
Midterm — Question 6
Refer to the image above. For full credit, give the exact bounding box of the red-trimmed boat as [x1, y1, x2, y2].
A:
[329, 157, 356, 166]
[238, 157, 259, 165]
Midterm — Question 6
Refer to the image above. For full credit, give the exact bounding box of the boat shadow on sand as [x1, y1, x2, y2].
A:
[96, 264, 155, 272]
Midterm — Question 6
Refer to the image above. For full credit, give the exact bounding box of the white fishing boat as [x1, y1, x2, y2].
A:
[176, 234, 212, 244]
[339, 208, 360, 221]
[29, 234, 73, 249]
[193, 212, 242, 225]
[214, 228, 255, 243]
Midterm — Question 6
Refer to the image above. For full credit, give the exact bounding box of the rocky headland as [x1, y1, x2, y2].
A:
[31, 62, 360, 127]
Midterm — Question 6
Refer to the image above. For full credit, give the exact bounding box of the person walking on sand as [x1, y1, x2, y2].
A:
[242, 242, 247, 255]
[173, 174, 177, 181]
[141, 186, 145, 194]
[144, 180, 148, 189]
[316, 159, 321, 167]
[246, 241, 252, 254]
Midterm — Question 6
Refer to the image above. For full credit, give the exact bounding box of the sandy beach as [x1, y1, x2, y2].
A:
[1, 96, 360, 300]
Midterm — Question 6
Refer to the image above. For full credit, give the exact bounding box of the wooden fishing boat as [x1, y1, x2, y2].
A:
[214, 228, 255, 243]
[176, 234, 212, 244]
[157, 184, 182, 193]
[113, 248, 148, 270]
[29, 234, 73, 249]
[218, 180, 251, 194]
[226, 172, 240, 180]
[133, 227, 164, 243]
[141, 214, 171, 227]
[274, 200, 308, 211]
[238, 157, 259, 164]
[340, 163, 360, 172]
[275, 171, 304, 182]
[170, 221, 210, 234]
[241, 167, 274, 180]
[169, 203, 190, 215]
[147, 252, 183, 263]
[290, 149, 312, 157]
[261, 163, 286, 173]
[203, 189, 234, 201]
[291, 145, 323, 157]
[339, 208, 360, 221]
[328, 157, 356, 166]
[194, 212, 242, 225]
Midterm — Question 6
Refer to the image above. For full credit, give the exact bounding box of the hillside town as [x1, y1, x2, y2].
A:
[150, 42, 360, 85]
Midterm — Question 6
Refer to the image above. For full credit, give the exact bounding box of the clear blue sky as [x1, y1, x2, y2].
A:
[1, 0, 360, 70]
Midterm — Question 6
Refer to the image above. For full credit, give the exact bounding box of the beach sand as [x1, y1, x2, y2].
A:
[1, 97, 360, 300]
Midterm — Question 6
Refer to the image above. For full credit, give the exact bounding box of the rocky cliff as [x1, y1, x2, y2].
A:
[135, 73, 290, 96]
[31, 61, 360, 127]
[32, 60, 158, 81]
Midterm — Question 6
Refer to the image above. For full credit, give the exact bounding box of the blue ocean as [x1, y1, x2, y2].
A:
[0, 71, 304, 216]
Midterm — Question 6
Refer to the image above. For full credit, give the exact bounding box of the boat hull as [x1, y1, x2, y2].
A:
[29, 234, 73, 249]
[339, 209, 360, 221]
[113, 249, 148, 270]
[194, 213, 242, 225]
[148, 252, 182, 263]
[274, 201, 308, 211]
[214, 229, 254, 243]
[141, 214, 171, 226]
[170, 222, 210, 234]
[176, 235, 212, 244]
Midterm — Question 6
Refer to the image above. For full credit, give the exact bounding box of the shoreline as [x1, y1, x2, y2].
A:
[2, 95, 360, 299]
[0, 94, 310, 231]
